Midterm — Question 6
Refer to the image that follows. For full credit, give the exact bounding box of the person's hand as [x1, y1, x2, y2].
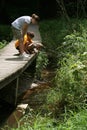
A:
[34, 48, 38, 53]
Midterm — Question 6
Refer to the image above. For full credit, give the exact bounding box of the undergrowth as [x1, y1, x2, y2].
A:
[35, 51, 49, 80]
[4, 109, 87, 130]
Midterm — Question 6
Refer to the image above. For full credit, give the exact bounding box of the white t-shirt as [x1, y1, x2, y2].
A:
[11, 16, 32, 30]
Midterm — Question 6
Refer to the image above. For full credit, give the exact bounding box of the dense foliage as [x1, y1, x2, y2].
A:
[35, 51, 48, 80]
[37, 19, 87, 129]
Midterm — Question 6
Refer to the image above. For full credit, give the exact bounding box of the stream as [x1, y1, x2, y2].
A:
[0, 64, 55, 129]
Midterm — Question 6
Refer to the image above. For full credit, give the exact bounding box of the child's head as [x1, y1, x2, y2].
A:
[27, 32, 34, 39]
[31, 14, 40, 24]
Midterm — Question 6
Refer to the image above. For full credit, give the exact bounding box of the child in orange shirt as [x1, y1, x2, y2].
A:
[15, 31, 43, 54]
[15, 32, 36, 54]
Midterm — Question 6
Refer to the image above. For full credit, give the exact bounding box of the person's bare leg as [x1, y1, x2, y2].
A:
[19, 38, 24, 54]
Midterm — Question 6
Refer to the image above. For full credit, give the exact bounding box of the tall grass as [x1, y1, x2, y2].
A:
[4, 109, 87, 130]
[58, 109, 87, 130]
[35, 51, 48, 80]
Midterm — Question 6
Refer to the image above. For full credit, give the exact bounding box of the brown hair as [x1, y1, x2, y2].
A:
[27, 32, 34, 38]
[32, 14, 40, 22]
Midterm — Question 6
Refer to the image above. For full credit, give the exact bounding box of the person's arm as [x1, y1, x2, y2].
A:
[22, 22, 29, 36]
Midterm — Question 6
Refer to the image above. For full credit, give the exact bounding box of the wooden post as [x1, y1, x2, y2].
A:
[15, 77, 19, 105]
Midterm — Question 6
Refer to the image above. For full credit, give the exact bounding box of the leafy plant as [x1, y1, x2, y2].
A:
[0, 40, 8, 49]
[56, 24, 87, 61]
[35, 51, 48, 80]
[55, 55, 87, 109]
[55, 26, 87, 109]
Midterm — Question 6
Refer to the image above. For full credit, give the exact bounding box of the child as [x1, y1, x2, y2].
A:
[11, 14, 40, 59]
[15, 32, 43, 54]
[15, 32, 35, 54]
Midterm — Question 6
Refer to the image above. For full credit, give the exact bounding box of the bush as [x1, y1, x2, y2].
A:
[46, 25, 87, 115]
[35, 51, 48, 80]
[55, 54, 87, 110]
[57, 24, 87, 60]
[56, 25, 87, 109]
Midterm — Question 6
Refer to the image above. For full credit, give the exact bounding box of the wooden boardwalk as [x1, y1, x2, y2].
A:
[0, 25, 41, 104]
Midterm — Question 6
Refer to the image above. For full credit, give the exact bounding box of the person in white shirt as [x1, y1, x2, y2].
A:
[11, 14, 39, 59]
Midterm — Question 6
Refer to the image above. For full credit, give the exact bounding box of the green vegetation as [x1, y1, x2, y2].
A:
[5, 109, 87, 130]
[35, 51, 48, 80]
[40, 19, 69, 50]
[53, 24, 87, 111]
[58, 109, 87, 130]
[0, 40, 8, 49]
